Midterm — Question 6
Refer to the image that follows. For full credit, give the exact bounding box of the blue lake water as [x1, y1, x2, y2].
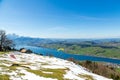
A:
[16, 45, 120, 64]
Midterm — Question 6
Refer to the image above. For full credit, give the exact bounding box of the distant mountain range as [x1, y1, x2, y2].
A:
[7, 34, 120, 46]
[7, 34, 62, 46]
[7, 34, 19, 40]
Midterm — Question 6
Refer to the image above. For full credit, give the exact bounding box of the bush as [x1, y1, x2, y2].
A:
[26, 49, 33, 53]
[79, 61, 120, 80]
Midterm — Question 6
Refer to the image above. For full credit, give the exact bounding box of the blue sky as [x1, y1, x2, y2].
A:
[0, 0, 120, 38]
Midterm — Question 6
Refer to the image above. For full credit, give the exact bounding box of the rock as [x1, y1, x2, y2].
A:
[20, 48, 27, 53]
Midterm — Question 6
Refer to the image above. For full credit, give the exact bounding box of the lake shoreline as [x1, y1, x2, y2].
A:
[15, 45, 120, 65]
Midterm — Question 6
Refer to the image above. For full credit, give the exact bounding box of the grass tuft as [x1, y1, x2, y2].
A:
[79, 74, 94, 80]
[0, 74, 10, 80]
[27, 68, 67, 80]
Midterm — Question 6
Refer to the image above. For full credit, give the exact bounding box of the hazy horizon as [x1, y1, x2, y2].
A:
[6, 33, 120, 39]
[0, 0, 120, 38]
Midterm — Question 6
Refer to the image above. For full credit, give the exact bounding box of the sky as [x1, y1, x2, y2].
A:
[0, 0, 120, 38]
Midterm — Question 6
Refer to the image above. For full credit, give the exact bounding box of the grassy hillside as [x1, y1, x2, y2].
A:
[68, 59, 120, 80]
[79, 61, 120, 80]
[39, 41, 120, 59]
[0, 52, 111, 80]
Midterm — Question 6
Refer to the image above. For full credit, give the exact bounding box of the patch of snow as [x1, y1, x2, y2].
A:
[42, 71, 53, 74]
[20, 69, 57, 80]
[0, 67, 2, 71]
[0, 52, 113, 80]
[1, 63, 11, 67]
[42, 65, 66, 69]
[64, 70, 85, 80]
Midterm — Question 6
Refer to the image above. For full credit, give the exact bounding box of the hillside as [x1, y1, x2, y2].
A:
[7, 34, 120, 59]
[39, 41, 120, 59]
[0, 52, 112, 80]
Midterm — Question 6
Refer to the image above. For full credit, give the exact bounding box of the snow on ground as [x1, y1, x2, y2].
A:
[0, 51, 112, 80]
[20, 69, 57, 80]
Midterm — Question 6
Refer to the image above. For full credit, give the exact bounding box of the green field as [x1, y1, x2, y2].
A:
[39, 41, 120, 59]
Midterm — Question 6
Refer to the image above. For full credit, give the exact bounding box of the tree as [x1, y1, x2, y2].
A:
[0, 30, 14, 51]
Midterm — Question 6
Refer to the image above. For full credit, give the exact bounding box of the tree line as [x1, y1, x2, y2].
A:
[0, 30, 14, 51]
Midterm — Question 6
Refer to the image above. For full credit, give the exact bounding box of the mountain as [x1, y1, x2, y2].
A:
[7, 34, 59, 46]
[7, 34, 120, 46]
[7, 33, 19, 40]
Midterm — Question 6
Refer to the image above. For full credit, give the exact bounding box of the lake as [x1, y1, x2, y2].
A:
[16, 45, 120, 64]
